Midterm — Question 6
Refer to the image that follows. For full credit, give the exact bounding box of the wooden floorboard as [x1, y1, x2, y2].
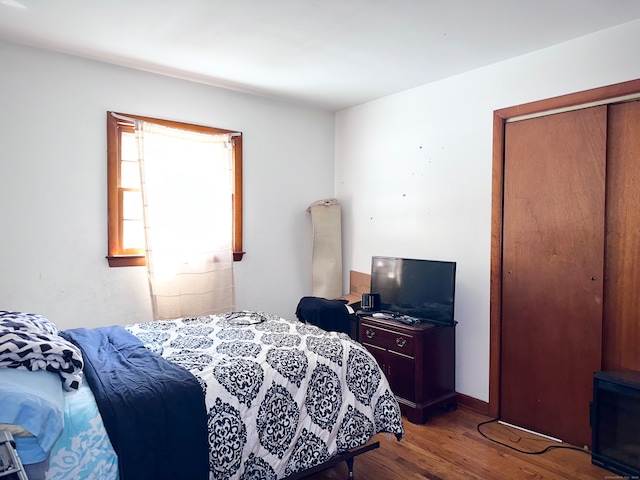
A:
[304, 407, 612, 480]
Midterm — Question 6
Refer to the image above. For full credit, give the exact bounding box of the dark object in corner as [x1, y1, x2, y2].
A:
[295, 297, 352, 335]
[591, 370, 640, 477]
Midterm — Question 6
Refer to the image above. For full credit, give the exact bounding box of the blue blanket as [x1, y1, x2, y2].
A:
[61, 326, 208, 480]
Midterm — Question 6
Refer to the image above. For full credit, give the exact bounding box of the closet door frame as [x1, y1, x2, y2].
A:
[489, 78, 640, 418]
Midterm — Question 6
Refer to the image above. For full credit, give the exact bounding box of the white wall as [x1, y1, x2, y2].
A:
[335, 19, 640, 402]
[4, 18, 640, 404]
[0, 40, 335, 330]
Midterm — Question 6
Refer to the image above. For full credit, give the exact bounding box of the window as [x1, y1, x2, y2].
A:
[106, 112, 244, 267]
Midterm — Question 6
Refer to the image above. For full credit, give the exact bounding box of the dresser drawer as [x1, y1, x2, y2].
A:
[360, 321, 415, 356]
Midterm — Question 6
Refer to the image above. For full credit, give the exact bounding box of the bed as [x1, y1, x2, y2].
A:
[0, 310, 404, 480]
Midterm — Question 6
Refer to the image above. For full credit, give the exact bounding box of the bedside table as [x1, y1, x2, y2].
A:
[359, 316, 457, 424]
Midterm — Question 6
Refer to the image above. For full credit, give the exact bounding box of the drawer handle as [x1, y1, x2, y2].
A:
[396, 337, 407, 348]
[365, 329, 375, 339]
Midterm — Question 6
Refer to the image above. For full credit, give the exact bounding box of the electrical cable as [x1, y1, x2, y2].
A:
[476, 418, 592, 456]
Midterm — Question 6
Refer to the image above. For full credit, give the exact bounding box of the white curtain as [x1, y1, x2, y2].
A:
[135, 120, 235, 320]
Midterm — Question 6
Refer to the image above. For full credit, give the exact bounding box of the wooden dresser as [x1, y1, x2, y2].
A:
[359, 315, 456, 424]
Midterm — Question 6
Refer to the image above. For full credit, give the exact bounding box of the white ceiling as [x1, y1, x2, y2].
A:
[2, 0, 640, 111]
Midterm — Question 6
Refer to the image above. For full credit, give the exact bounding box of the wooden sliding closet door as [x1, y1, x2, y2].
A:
[603, 100, 640, 371]
[501, 106, 607, 448]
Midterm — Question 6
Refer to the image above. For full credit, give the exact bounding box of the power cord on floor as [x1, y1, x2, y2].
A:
[477, 418, 592, 456]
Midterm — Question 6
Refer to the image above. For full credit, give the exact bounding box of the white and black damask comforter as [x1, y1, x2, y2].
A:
[124, 311, 405, 480]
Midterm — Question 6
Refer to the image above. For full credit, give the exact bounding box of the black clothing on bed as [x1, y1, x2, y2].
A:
[295, 296, 352, 335]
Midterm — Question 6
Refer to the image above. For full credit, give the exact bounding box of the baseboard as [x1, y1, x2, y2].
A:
[457, 393, 490, 416]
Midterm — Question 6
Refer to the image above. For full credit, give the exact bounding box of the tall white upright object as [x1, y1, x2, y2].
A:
[307, 198, 343, 299]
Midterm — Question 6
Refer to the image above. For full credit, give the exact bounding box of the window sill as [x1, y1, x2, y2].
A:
[107, 255, 146, 267]
[108, 252, 245, 267]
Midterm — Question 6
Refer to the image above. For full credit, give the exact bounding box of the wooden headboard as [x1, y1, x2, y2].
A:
[339, 270, 370, 304]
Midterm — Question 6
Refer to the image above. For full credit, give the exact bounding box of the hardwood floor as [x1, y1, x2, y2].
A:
[306, 407, 612, 480]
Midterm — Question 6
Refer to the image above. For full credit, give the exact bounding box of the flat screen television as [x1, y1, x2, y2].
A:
[370, 256, 456, 325]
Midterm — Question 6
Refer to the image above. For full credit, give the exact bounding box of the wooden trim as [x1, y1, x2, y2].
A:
[494, 78, 640, 119]
[489, 78, 640, 419]
[457, 393, 490, 417]
[106, 112, 121, 262]
[111, 112, 240, 136]
[488, 111, 505, 420]
[106, 255, 146, 267]
[232, 135, 243, 258]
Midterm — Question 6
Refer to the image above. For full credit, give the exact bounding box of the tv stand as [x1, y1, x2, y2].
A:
[359, 315, 456, 424]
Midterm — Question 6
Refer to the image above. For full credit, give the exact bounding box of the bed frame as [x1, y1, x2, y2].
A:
[282, 441, 380, 480]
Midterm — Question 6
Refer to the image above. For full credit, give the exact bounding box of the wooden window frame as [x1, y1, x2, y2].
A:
[106, 111, 244, 267]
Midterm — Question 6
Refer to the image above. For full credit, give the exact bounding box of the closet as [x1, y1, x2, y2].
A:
[491, 80, 640, 449]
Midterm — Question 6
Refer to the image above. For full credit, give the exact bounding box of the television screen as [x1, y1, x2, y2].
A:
[370, 256, 456, 325]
